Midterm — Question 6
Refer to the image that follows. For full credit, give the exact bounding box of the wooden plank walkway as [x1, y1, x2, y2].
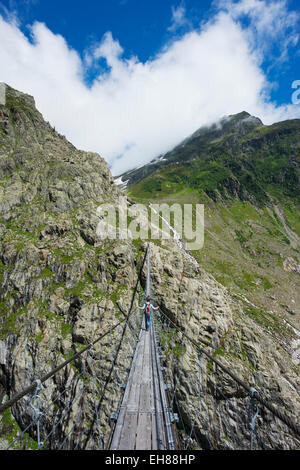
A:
[110, 323, 168, 450]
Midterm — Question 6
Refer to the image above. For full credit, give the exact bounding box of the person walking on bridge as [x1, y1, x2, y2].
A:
[138, 295, 158, 330]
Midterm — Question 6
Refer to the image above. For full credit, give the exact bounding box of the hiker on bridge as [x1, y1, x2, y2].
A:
[138, 295, 159, 331]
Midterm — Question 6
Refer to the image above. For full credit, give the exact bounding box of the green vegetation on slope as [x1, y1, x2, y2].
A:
[127, 116, 300, 323]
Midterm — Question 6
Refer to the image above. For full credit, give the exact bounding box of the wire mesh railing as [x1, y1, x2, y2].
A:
[1, 307, 143, 450]
[152, 307, 300, 450]
[0, 248, 148, 450]
[1, 241, 299, 451]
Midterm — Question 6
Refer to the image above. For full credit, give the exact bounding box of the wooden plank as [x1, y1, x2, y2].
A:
[147, 329, 159, 450]
[110, 330, 143, 449]
[135, 328, 155, 450]
[111, 329, 146, 449]
[138, 382, 153, 414]
[150, 323, 167, 450]
[110, 322, 170, 450]
[136, 412, 152, 450]
[118, 412, 138, 450]
[127, 332, 144, 411]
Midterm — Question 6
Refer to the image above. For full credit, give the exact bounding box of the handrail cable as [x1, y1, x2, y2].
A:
[157, 307, 300, 437]
[1, 246, 149, 416]
[82, 245, 149, 449]
[105, 310, 144, 450]
[0, 319, 124, 415]
[2, 240, 299, 449]
[7, 357, 88, 450]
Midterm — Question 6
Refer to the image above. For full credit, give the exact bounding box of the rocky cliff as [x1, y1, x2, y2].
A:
[148, 243, 299, 449]
[0, 84, 299, 450]
[122, 108, 300, 449]
[125, 109, 300, 425]
[0, 83, 140, 449]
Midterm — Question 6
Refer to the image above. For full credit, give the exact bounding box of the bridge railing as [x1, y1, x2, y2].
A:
[0, 248, 148, 450]
[153, 307, 300, 450]
[0, 306, 143, 450]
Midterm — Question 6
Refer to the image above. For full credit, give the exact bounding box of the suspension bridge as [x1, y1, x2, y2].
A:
[0, 243, 299, 450]
[110, 245, 175, 450]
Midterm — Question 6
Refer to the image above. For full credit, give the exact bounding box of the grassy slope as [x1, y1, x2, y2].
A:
[127, 121, 300, 333]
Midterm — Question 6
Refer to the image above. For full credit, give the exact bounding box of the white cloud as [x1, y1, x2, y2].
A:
[216, 0, 299, 63]
[168, 3, 189, 32]
[0, 0, 299, 176]
[93, 31, 124, 67]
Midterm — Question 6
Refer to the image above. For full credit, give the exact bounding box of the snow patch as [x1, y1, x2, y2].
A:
[114, 176, 129, 188]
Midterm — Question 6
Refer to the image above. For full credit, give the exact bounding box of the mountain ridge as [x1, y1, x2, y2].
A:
[116, 110, 265, 188]
[125, 107, 300, 353]
[117, 111, 300, 202]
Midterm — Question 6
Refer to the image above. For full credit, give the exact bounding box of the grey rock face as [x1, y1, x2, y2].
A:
[0, 85, 139, 449]
[0, 83, 35, 108]
[0, 83, 6, 106]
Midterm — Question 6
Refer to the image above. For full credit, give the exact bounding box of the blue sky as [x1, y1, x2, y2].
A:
[0, 0, 299, 174]
[1, 1, 214, 61]
[1, 0, 299, 104]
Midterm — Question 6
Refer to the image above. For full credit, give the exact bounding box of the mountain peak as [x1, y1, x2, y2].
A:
[228, 110, 252, 119]
[177, 111, 263, 149]
[225, 110, 263, 127]
[117, 111, 299, 190]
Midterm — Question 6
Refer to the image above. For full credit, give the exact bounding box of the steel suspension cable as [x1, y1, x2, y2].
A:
[156, 307, 300, 438]
[0, 320, 125, 415]
[82, 245, 149, 449]
[6, 374, 80, 450]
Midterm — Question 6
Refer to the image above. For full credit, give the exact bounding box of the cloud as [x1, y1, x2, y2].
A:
[216, 0, 299, 64]
[0, 0, 39, 22]
[93, 31, 124, 67]
[0, 0, 299, 176]
[168, 3, 189, 32]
